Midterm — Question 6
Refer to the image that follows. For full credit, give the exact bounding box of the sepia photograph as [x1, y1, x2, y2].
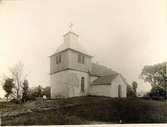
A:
[0, 0, 166, 126]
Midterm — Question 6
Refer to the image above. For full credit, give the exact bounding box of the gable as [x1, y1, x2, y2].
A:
[112, 74, 127, 86]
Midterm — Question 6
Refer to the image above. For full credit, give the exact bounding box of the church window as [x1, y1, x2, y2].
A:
[81, 55, 85, 64]
[78, 54, 81, 63]
[56, 54, 61, 64]
[59, 55, 61, 63]
[78, 54, 85, 64]
[81, 77, 85, 92]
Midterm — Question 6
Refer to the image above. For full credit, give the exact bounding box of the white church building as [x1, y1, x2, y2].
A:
[50, 30, 127, 98]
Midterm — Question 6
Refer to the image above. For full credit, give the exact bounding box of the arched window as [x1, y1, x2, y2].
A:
[81, 77, 85, 92]
[118, 85, 122, 98]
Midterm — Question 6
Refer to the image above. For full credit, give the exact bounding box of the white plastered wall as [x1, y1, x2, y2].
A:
[50, 70, 89, 98]
[88, 75, 127, 98]
[51, 71, 69, 98]
[88, 85, 111, 97]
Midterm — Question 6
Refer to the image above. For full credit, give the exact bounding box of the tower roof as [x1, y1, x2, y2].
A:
[51, 31, 91, 57]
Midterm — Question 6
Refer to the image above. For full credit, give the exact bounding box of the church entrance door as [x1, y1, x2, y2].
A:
[118, 85, 122, 98]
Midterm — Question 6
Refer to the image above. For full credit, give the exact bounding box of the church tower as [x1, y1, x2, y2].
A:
[50, 28, 92, 98]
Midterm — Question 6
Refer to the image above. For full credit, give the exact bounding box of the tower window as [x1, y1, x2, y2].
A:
[56, 54, 61, 64]
[59, 55, 61, 63]
[82, 55, 84, 64]
[78, 54, 81, 63]
[78, 54, 84, 64]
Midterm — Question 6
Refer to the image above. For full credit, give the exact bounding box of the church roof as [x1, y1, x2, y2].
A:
[90, 63, 117, 76]
[91, 73, 118, 85]
[91, 73, 128, 86]
[51, 31, 91, 56]
[90, 63, 129, 86]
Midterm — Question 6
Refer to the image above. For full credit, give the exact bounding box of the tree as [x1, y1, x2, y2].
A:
[3, 78, 15, 101]
[127, 85, 136, 97]
[140, 62, 167, 99]
[149, 85, 167, 99]
[132, 81, 138, 96]
[140, 62, 167, 89]
[22, 80, 29, 102]
[9, 62, 27, 100]
[28, 85, 44, 100]
[37, 85, 42, 97]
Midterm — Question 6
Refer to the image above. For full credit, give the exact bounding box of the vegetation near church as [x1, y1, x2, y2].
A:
[2, 62, 27, 101]
[132, 81, 138, 96]
[141, 62, 166, 88]
[9, 62, 27, 100]
[22, 80, 29, 102]
[140, 62, 167, 99]
[3, 78, 15, 101]
[1, 62, 50, 102]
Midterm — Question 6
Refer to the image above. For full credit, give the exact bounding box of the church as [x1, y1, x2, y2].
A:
[50, 29, 127, 98]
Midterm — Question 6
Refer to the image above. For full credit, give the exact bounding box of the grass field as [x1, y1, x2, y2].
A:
[1, 96, 167, 125]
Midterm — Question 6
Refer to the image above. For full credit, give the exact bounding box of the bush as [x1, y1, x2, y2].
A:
[141, 93, 151, 100]
[151, 96, 165, 100]
[149, 85, 167, 100]
[10, 99, 21, 104]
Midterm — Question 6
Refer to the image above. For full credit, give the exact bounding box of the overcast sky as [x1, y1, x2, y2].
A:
[0, 0, 166, 97]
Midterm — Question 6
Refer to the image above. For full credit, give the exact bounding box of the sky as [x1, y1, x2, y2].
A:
[0, 0, 166, 97]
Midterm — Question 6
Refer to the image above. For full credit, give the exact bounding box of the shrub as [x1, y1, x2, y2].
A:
[149, 85, 167, 100]
[10, 99, 21, 104]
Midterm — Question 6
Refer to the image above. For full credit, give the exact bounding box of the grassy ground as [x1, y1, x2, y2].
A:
[1, 96, 167, 125]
